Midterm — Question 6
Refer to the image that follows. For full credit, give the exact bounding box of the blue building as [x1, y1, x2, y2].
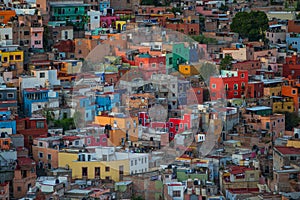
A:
[76, 96, 96, 122]
[0, 109, 16, 134]
[99, 0, 110, 13]
[95, 92, 120, 115]
[286, 33, 300, 52]
[23, 88, 49, 117]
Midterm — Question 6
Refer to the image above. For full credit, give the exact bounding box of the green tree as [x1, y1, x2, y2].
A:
[54, 118, 75, 132]
[219, 54, 234, 71]
[230, 11, 269, 41]
[279, 112, 300, 131]
[296, 1, 300, 11]
[191, 35, 218, 44]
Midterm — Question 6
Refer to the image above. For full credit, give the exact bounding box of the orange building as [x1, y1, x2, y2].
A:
[13, 157, 36, 199]
[0, 10, 16, 24]
[0, 137, 11, 150]
[94, 113, 139, 144]
[32, 137, 60, 169]
[282, 78, 299, 111]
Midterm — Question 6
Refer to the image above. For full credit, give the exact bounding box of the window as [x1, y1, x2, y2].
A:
[34, 40, 41, 45]
[225, 84, 228, 90]
[197, 90, 201, 94]
[3, 57, 7, 62]
[78, 50, 82, 54]
[17, 187, 21, 192]
[7, 93, 14, 99]
[241, 73, 245, 78]
[38, 142, 43, 147]
[24, 31, 30, 35]
[152, 63, 156, 68]
[290, 156, 297, 161]
[40, 72, 45, 78]
[9, 55, 13, 60]
[139, 62, 143, 68]
[82, 167, 88, 177]
[34, 120, 44, 128]
[212, 84, 216, 89]
[234, 91, 238, 96]
[96, 137, 100, 143]
[95, 167, 100, 177]
[292, 89, 297, 94]
[234, 84, 238, 90]
[48, 154, 51, 160]
[102, 138, 107, 142]
[173, 191, 181, 197]
[266, 122, 270, 129]
[105, 166, 110, 172]
[87, 138, 91, 144]
[39, 152, 43, 158]
[15, 55, 21, 60]
[159, 62, 163, 67]
[131, 160, 133, 166]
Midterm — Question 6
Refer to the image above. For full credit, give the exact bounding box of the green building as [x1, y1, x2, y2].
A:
[50, 3, 90, 30]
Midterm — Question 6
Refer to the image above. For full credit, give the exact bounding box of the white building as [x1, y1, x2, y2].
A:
[0, 27, 13, 45]
[88, 10, 101, 30]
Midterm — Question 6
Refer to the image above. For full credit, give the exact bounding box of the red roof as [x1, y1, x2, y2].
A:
[62, 136, 80, 141]
[275, 146, 300, 155]
[17, 157, 35, 166]
[229, 166, 252, 174]
[227, 188, 259, 194]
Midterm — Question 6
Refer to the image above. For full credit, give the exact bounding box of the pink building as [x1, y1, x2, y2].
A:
[100, 16, 120, 28]
[30, 27, 44, 49]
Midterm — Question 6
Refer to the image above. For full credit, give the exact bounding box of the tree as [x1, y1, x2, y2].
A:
[296, 1, 300, 11]
[219, 54, 234, 71]
[278, 112, 300, 131]
[230, 11, 269, 42]
[191, 35, 218, 45]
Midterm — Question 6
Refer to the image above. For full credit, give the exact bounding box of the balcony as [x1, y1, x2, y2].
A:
[30, 27, 44, 33]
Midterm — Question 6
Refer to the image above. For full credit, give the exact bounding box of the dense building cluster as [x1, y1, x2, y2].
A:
[0, 0, 300, 200]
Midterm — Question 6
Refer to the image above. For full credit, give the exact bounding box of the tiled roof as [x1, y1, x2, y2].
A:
[275, 146, 300, 155]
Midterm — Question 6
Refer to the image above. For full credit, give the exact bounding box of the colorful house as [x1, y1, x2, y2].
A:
[94, 113, 139, 142]
[13, 157, 36, 199]
[49, 3, 89, 30]
[135, 53, 166, 80]
[58, 147, 149, 181]
[22, 88, 50, 117]
[32, 136, 60, 169]
[0, 88, 17, 113]
[0, 10, 16, 25]
[0, 48, 24, 76]
[17, 117, 48, 154]
[73, 95, 96, 123]
[210, 70, 248, 100]
[0, 109, 16, 134]
[169, 114, 192, 141]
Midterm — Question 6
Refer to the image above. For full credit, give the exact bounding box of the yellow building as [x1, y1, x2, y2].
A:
[272, 96, 294, 113]
[287, 140, 300, 148]
[58, 151, 129, 182]
[94, 114, 139, 142]
[58, 147, 149, 182]
[0, 50, 24, 75]
[264, 82, 282, 97]
[178, 64, 199, 77]
[116, 21, 126, 32]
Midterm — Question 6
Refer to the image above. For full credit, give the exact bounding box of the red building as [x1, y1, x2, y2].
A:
[247, 81, 264, 99]
[287, 20, 300, 33]
[17, 117, 48, 155]
[138, 112, 150, 126]
[165, 22, 200, 35]
[83, 134, 108, 147]
[169, 114, 191, 141]
[210, 70, 248, 100]
[282, 54, 300, 79]
[232, 60, 261, 76]
[135, 53, 166, 80]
